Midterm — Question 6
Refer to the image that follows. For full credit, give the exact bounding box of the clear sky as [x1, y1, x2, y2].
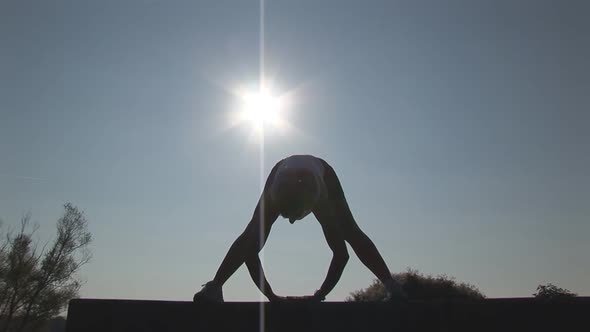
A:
[1, 0, 588, 301]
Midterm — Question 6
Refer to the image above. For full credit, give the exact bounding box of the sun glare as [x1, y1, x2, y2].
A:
[242, 87, 281, 130]
[232, 83, 288, 135]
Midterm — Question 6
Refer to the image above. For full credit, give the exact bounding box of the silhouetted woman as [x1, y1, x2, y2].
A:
[194, 154, 406, 302]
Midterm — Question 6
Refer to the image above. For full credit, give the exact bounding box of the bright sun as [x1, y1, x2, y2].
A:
[235, 84, 286, 134]
[242, 87, 281, 130]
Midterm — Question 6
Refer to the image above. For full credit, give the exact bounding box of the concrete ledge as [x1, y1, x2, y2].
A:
[66, 297, 590, 332]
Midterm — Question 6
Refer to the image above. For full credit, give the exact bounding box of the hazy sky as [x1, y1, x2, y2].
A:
[1, 0, 588, 301]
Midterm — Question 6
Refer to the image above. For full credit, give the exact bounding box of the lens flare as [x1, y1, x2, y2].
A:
[241, 86, 282, 132]
[228, 81, 292, 140]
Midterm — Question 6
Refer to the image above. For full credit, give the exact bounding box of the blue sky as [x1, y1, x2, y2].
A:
[1, 0, 588, 301]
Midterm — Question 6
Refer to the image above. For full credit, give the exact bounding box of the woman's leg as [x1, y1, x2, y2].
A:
[194, 161, 282, 302]
[320, 159, 406, 299]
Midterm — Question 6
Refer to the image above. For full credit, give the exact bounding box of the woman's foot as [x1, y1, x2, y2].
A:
[193, 280, 224, 302]
[384, 279, 408, 302]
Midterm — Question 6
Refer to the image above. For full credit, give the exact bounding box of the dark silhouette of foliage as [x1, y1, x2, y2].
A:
[533, 283, 577, 300]
[0, 204, 91, 332]
[346, 268, 485, 302]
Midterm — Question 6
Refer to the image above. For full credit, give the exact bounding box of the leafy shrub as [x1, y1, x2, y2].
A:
[347, 268, 485, 302]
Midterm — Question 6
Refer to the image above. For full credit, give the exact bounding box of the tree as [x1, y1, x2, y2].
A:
[0, 203, 92, 332]
[347, 268, 485, 302]
[533, 283, 577, 300]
